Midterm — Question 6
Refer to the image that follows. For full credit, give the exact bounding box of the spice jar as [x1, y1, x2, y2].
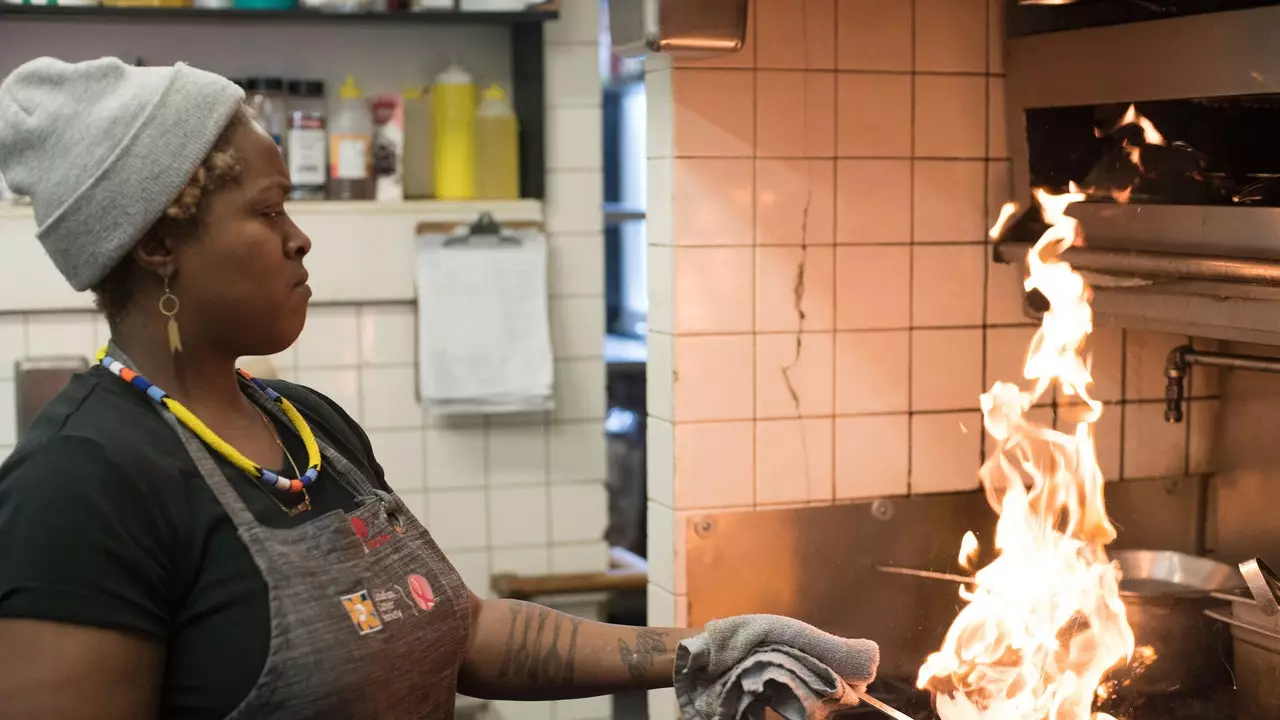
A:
[286, 80, 328, 201]
[245, 77, 287, 147]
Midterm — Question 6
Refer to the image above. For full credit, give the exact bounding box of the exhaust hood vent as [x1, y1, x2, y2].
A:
[608, 0, 748, 59]
[1001, 5, 1280, 346]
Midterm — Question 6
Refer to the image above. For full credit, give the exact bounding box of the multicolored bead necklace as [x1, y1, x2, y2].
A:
[95, 347, 322, 493]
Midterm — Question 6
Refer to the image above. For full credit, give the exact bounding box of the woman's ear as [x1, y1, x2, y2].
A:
[130, 231, 177, 276]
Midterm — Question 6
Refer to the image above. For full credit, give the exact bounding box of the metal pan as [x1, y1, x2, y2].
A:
[876, 549, 1241, 694]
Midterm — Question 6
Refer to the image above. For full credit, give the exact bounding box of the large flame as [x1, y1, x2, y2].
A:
[916, 187, 1135, 720]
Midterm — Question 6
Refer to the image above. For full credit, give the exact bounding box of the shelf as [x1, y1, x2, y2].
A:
[0, 197, 544, 220]
[0, 198, 545, 312]
[0, 3, 557, 24]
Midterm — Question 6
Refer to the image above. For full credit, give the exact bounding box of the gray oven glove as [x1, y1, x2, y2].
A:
[674, 614, 880, 720]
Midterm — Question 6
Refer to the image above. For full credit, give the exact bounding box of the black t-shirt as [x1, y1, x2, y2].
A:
[0, 366, 394, 718]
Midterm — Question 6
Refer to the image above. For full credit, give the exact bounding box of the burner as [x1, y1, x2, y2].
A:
[1101, 685, 1239, 720]
[847, 679, 1241, 720]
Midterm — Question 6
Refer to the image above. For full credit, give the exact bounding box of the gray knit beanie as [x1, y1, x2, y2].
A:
[0, 57, 245, 291]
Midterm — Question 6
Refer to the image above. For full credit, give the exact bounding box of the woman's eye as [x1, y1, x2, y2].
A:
[262, 209, 285, 220]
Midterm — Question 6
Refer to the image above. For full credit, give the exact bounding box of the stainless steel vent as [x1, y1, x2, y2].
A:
[1002, 5, 1280, 346]
[609, 0, 748, 58]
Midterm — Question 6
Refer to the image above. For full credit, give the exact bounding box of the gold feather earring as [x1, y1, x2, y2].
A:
[159, 272, 183, 354]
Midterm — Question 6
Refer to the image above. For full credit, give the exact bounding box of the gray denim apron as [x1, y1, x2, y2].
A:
[110, 345, 471, 719]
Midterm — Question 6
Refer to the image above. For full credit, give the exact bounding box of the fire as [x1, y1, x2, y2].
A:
[1087, 104, 1165, 203]
[959, 531, 981, 572]
[1117, 104, 1165, 147]
[916, 188, 1135, 720]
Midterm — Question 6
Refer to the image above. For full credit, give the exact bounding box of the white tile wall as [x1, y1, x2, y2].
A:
[359, 305, 417, 366]
[548, 421, 608, 482]
[545, 45, 603, 109]
[0, 315, 24, 380]
[487, 419, 548, 486]
[26, 312, 96, 358]
[551, 541, 610, 573]
[297, 306, 361, 367]
[491, 545, 551, 576]
[494, 6, 610, 720]
[489, 485, 551, 547]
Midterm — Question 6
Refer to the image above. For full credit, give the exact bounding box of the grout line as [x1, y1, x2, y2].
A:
[749, 29, 759, 513]
[906, 0, 916, 495]
[829, 0, 843, 504]
[828, 0, 839, 507]
[672, 154, 1007, 161]
[665, 406, 1061, 427]
[1118, 329, 1129, 480]
[980, 0, 993, 467]
[661, 323, 1032, 340]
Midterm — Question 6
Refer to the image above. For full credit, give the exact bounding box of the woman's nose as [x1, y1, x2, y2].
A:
[286, 221, 312, 258]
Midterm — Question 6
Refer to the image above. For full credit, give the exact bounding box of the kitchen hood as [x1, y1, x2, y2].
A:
[608, 0, 748, 58]
[999, 4, 1280, 346]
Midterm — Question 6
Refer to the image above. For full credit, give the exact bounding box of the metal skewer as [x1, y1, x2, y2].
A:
[875, 565, 974, 585]
[852, 688, 920, 720]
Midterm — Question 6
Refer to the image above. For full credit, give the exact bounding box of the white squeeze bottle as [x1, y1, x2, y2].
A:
[475, 83, 520, 200]
[328, 75, 374, 201]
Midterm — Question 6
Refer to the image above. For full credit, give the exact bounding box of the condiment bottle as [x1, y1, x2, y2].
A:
[328, 75, 374, 201]
[402, 85, 435, 199]
[474, 83, 520, 200]
[286, 79, 328, 201]
[245, 77, 286, 147]
[433, 62, 476, 200]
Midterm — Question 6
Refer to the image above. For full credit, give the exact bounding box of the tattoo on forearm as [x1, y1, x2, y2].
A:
[498, 604, 521, 677]
[562, 616, 583, 685]
[619, 629, 671, 680]
[497, 602, 585, 687]
[527, 608, 550, 683]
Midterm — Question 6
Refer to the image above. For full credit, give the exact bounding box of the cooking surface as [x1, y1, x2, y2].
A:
[848, 678, 1240, 720]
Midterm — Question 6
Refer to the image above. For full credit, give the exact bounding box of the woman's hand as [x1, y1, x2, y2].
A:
[457, 593, 700, 701]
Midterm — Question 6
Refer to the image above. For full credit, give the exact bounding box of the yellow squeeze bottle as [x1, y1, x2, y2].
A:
[433, 62, 476, 200]
[475, 84, 520, 200]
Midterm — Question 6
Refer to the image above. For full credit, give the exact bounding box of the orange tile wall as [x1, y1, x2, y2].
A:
[643, 6, 1220, 715]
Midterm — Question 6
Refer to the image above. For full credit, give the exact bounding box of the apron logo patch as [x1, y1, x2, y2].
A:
[350, 517, 391, 553]
[340, 589, 384, 635]
[408, 574, 436, 612]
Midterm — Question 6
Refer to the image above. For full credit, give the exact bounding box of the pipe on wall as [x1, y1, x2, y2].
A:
[1165, 344, 1280, 423]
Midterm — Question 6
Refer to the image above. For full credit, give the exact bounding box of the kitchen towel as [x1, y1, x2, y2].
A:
[415, 226, 554, 416]
[675, 615, 880, 720]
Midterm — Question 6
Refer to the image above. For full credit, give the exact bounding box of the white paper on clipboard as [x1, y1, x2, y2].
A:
[414, 216, 554, 416]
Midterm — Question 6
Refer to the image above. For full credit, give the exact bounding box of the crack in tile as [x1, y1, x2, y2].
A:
[780, 177, 814, 494]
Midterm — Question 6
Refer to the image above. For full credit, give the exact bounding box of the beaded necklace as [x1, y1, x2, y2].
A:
[250, 405, 312, 516]
[95, 347, 322, 493]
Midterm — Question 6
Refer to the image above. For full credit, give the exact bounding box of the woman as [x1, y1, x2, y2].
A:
[0, 57, 876, 719]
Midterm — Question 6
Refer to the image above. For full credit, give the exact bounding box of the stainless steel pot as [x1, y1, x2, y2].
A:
[878, 550, 1242, 695]
[1110, 550, 1241, 695]
[1205, 557, 1280, 718]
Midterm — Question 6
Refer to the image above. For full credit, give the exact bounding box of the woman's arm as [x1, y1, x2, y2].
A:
[0, 619, 163, 719]
[458, 594, 700, 701]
